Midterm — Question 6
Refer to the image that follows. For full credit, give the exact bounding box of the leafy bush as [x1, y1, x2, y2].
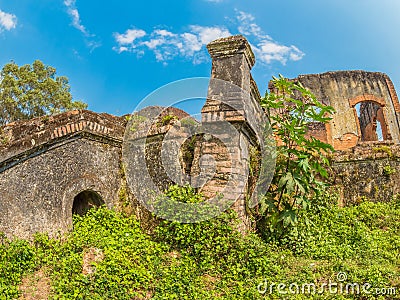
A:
[0, 237, 36, 298]
[152, 184, 220, 222]
[280, 197, 400, 294]
[34, 208, 168, 299]
[154, 186, 271, 277]
[259, 75, 335, 242]
[0, 189, 399, 299]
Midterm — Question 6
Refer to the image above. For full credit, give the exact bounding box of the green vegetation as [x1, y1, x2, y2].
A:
[373, 146, 393, 158]
[259, 75, 335, 242]
[158, 114, 178, 127]
[0, 237, 36, 298]
[180, 117, 198, 128]
[0, 60, 87, 125]
[1, 188, 399, 299]
[0, 128, 9, 145]
[383, 165, 396, 176]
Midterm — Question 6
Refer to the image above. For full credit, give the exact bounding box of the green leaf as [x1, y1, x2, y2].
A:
[0, 60, 87, 125]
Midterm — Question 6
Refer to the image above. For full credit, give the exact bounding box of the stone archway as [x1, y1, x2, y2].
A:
[72, 190, 104, 216]
[348, 95, 391, 142]
[61, 174, 108, 229]
[357, 102, 385, 141]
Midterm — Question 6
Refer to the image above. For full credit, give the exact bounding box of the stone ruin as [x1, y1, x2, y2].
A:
[0, 35, 399, 239]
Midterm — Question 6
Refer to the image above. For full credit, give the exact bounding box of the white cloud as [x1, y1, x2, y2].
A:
[181, 32, 203, 53]
[114, 29, 147, 45]
[143, 38, 165, 49]
[0, 9, 17, 31]
[113, 26, 231, 64]
[64, 0, 88, 35]
[235, 10, 304, 65]
[236, 10, 265, 39]
[64, 0, 101, 50]
[69, 8, 86, 34]
[289, 46, 304, 61]
[113, 10, 304, 66]
[190, 25, 231, 45]
[204, 0, 225, 2]
[154, 29, 175, 37]
[64, 0, 74, 6]
[252, 41, 304, 65]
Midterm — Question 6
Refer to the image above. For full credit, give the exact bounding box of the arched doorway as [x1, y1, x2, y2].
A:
[72, 190, 104, 216]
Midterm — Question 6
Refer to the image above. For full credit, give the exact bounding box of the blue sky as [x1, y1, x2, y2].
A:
[1, 0, 400, 116]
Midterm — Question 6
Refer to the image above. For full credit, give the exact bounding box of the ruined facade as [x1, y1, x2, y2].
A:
[293, 71, 400, 150]
[292, 71, 400, 205]
[1, 35, 399, 238]
[0, 111, 125, 239]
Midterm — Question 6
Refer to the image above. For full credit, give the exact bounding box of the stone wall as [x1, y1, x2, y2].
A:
[192, 35, 268, 231]
[0, 138, 122, 239]
[0, 110, 125, 166]
[293, 71, 400, 150]
[123, 106, 195, 204]
[0, 110, 125, 238]
[290, 71, 400, 204]
[333, 142, 400, 205]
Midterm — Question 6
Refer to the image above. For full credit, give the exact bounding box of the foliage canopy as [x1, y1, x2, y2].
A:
[0, 60, 87, 125]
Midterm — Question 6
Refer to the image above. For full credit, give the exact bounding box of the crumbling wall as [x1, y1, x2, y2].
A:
[123, 106, 196, 199]
[305, 122, 329, 143]
[358, 102, 389, 141]
[0, 111, 126, 239]
[0, 110, 125, 165]
[294, 71, 400, 150]
[0, 138, 122, 239]
[290, 71, 400, 204]
[333, 142, 400, 205]
[1, 35, 400, 239]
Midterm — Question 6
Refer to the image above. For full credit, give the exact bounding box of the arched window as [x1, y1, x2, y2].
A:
[355, 101, 390, 141]
[72, 190, 104, 216]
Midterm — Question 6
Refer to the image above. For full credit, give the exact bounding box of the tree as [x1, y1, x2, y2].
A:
[0, 60, 87, 125]
[258, 75, 335, 241]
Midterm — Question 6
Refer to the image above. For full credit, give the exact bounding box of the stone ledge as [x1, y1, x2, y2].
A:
[334, 141, 400, 162]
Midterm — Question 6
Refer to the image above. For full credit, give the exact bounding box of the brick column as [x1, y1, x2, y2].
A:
[192, 35, 265, 231]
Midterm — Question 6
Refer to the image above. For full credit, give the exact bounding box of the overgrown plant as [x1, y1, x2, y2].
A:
[154, 185, 270, 277]
[153, 184, 221, 224]
[259, 75, 335, 241]
[383, 165, 396, 176]
[1, 196, 399, 298]
[158, 114, 178, 127]
[127, 114, 148, 132]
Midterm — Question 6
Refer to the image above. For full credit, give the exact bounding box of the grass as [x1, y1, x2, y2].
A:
[0, 195, 399, 299]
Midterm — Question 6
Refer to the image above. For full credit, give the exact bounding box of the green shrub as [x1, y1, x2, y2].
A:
[0, 189, 399, 299]
[259, 75, 335, 242]
[154, 185, 272, 277]
[0, 237, 36, 298]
